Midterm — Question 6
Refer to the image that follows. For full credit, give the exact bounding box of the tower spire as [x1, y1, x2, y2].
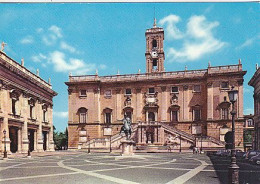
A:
[153, 7, 157, 28]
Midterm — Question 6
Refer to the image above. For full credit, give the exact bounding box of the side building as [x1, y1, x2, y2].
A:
[66, 21, 246, 150]
[0, 47, 57, 154]
[248, 66, 260, 150]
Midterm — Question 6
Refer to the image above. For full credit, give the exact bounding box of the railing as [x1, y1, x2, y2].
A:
[69, 64, 242, 83]
[159, 122, 195, 142]
[0, 51, 52, 89]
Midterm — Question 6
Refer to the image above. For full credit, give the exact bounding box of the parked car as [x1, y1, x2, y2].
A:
[249, 154, 260, 165]
[227, 150, 244, 157]
[244, 150, 260, 160]
[215, 149, 230, 156]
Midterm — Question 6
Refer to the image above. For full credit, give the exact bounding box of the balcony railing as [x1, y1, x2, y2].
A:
[69, 64, 242, 83]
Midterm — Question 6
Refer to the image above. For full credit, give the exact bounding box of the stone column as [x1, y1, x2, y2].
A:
[17, 128, 22, 153]
[136, 88, 142, 121]
[116, 89, 122, 121]
[2, 118, 10, 153]
[183, 85, 189, 121]
[161, 86, 167, 122]
[237, 80, 244, 119]
[34, 130, 37, 151]
[21, 121, 29, 153]
[207, 82, 213, 120]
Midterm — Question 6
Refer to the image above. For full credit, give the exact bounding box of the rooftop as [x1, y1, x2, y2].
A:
[0, 51, 52, 90]
[68, 63, 244, 83]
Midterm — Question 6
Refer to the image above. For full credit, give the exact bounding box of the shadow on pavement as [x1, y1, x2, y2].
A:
[207, 154, 260, 184]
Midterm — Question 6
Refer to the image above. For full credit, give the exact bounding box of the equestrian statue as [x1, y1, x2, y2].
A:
[120, 117, 132, 140]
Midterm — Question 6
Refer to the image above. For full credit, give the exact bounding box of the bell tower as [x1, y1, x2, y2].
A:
[145, 18, 165, 73]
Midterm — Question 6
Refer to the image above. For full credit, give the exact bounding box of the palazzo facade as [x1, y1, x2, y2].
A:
[248, 66, 260, 150]
[66, 21, 246, 150]
[0, 48, 57, 154]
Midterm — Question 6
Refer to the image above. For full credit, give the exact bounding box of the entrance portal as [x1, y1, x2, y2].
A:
[146, 127, 154, 144]
[9, 127, 18, 153]
[43, 131, 47, 151]
[225, 131, 233, 149]
[28, 129, 35, 152]
[148, 112, 155, 122]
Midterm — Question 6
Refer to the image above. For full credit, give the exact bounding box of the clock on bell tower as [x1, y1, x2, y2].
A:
[145, 18, 165, 73]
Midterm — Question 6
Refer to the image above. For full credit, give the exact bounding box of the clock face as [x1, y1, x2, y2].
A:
[151, 51, 158, 58]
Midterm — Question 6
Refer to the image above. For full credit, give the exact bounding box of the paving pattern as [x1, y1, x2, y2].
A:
[0, 153, 259, 184]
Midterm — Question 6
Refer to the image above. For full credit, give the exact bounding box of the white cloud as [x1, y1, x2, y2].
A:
[60, 41, 78, 54]
[160, 15, 226, 62]
[53, 111, 68, 118]
[49, 51, 95, 75]
[41, 25, 62, 46]
[20, 35, 34, 44]
[99, 64, 107, 70]
[31, 53, 47, 63]
[159, 14, 183, 40]
[49, 25, 62, 38]
[36, 28, 43, 33]
[244, 108, 254, 115]
[236, 37, 256, 50]
[244, 87, 252, 93]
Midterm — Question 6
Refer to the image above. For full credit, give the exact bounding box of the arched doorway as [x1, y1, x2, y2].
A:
[225, 131, 233, 149]
[9, 127, 18, 153]
[146, 126, 154, 144]
[148, 112, 155, 122]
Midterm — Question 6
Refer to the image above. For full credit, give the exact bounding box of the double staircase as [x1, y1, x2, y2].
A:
[85, 121, 225, 151]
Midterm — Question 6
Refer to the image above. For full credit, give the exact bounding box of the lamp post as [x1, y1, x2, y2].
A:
[28, 131, 31, 157]
[179, 135, 182, 153]
[3, 129, 7, 158]
[228, 86, 239, 184]
[200, 134, 203, 154]
[87, 135, 90, 154]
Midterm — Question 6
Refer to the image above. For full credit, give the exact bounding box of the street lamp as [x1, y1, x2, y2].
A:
[228, 86, 239, 184]
[87, 135, 90, 154]
[3, 129, 7, 158]
[200, 134, 203, 154]
[179, 135, 182, 153]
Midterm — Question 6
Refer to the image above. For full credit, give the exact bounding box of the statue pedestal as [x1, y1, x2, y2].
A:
[121, 140, 135, 156]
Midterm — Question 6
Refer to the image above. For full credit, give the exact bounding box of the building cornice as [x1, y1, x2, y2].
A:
[0, 51, 57, 96]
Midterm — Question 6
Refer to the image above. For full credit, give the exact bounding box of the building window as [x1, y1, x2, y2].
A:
[152, 39, 157, 48]
[221, 108, 229, 120]
[42, 105, 48, 122]
[125, 88, 132, 96]
[79, 90, 87, 97]
[28, 99, 35, 119]
[148, 87, 155, 94]
[78, 108, 87, 123]
[104, 90, 112, 98]
[193, 109, 201, 121]
[10, 91, 19, 116]
[221, 82, 229, 89]
[193, 85, 201, 92]
[152, 59, 158, 70]
[105, 113, 111, 124]
[171, 86, 179, 93]
[248, 119, 254, 127]
[171, 110, 178, 122]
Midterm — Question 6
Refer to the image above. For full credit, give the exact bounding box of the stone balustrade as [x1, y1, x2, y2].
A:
[0, 51, 52, 89]
[69, 64, 242, 83]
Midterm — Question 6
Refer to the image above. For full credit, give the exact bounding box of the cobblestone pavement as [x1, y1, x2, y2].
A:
[0, 152, 260, 184]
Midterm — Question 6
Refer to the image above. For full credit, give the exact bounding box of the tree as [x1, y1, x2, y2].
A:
[53, 127, 68, 150]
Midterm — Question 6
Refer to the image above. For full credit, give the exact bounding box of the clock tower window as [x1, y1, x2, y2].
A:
[153, 59, 158, 70]
[152, 39, 157, 49]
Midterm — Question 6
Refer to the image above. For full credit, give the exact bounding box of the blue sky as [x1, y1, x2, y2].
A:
[0, 3, 259, 132]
